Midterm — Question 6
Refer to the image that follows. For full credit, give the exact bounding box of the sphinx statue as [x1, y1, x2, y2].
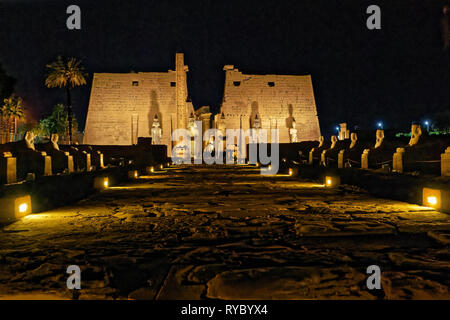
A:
[25, 131, 35, 150]
[349, 132, 357, 149]
[318, 136, 324, 148]
[374, 129, 384, 148]
[408, 124, 422, 147]
[330, 135, 338, 149]
[50, 133, 60, 150]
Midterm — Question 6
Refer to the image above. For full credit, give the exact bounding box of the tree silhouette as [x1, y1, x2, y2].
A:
[45, 56, 87, 144]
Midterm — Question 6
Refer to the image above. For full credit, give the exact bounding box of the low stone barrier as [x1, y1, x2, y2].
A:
[309, 137, 330, 165]
[321, 135, 351, 167]
[361, 130, 407, 170]
[442, 147, 450, 177]
[338, 133, 369, 168]
[0, 152, 16, 184]
[0, 132, 52, 180]
[392, 125, 450, 175]
[0, 165, 132, 224]
[292, 163, 450, 213]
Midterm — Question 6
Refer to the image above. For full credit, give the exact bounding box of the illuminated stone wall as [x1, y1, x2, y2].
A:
[84, 54, 193, 153]
[215, 66, 321, 144]
[85, 57, 321, 154]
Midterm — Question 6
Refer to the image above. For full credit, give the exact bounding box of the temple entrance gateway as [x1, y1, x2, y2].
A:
[84, 54, 321, 155]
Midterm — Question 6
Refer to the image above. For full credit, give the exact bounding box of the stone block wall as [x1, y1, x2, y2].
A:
[217, 66, 321, 144]
[84, 54, 193, 156]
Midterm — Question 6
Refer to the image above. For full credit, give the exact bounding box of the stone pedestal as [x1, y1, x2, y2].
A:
[0, 152, 17, 184]
[62, 152, 75, 173]
[338, 150, 345, 168]
[83, 151, 92, 172]
[442, 147, 450, 177]
[393, 148, 405, 173]
[361, 149, 370, 169]
[320, 150, 327, 166]
[41, 152, 52, 176]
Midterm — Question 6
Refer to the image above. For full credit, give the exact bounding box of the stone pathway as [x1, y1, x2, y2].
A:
[0, 165, 449, 299]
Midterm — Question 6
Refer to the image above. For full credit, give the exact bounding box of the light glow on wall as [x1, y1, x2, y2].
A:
[0, 195, 33, 221]
[422, 188, 442, 209]
[18, 203, 28, 213]
[427, 196, 438, 206]
[94, 176, 110, 190]
[324, 176, 340, 188]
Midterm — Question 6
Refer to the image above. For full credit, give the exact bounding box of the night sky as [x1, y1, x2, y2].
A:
[0, 0, 449, 136]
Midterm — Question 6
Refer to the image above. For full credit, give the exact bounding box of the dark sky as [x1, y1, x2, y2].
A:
[0, 0, 449, 136]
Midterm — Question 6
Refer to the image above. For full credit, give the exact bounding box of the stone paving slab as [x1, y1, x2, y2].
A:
[0, 165, 449, 299]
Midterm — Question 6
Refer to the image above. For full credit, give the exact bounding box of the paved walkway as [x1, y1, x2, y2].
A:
[0, 165, 449, 299]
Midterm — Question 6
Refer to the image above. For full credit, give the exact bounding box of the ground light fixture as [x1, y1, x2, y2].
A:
[288, 168, 298, 177]
[427, 196, 438, 205]
[422, 188, 449, 212]
[94, 176, 109, 190]
[159, 164, 164, 170]
[0, 195, 32, 222]
[128, 170, 139, 179]
[324, 176, 340, 188]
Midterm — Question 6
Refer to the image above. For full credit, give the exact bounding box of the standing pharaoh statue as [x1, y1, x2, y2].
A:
[188, 113, 195, 134]
[290, 120, 298, 143]
[205, 135, 215, 154]
[190, 121, 199, 140]
[251, 114, 261, 143]
[151, 115, 162, 145]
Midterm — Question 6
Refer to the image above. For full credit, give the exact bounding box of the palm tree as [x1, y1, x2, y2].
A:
[45, 56, 87, 144]
[1, 96, 25, 142]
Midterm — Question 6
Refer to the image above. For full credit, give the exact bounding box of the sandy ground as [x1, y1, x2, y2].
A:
[0, 165, 449, 299]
